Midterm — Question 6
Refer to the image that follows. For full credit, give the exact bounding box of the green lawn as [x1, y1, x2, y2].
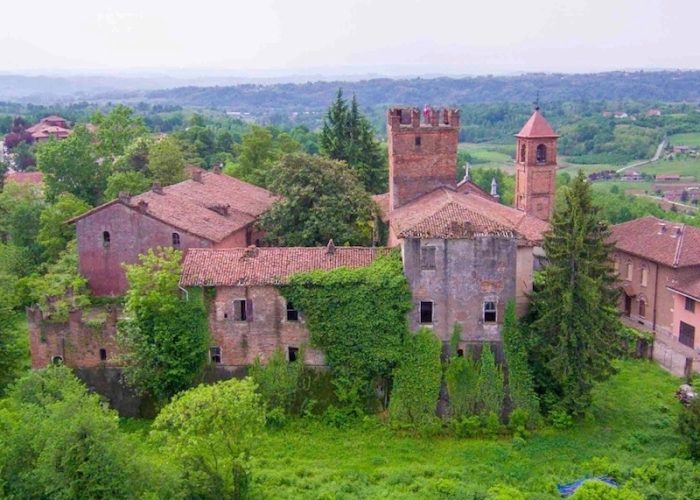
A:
[123, 360, 685, 499]
[459, 143, 514, 170]
[668, 132, 700, 147]
[638, 157, 700, 180]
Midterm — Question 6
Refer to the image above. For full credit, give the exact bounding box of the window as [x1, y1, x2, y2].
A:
[679, 321, 696, 348]
[641, 267, 648, 287]
[210, 346, 222, 364]
[99, 348, 107, 361]
[520, 143, 526, 163]
[286, 301, 299, 321]
[420, 246, 436, 270]
[626, 262, 633, 281]
[102, 231, 110, 248]
[639, 300, 646, 318]
[52, 356, 63, 366]
[483, 301, 497, 323]
[233, 299, 248, 321]
[685, 296, 696, 313]
[419, 301, 433, 324]
[456, 349, 464, 358]
[172, 232, 181, 248]
[415, 136, 422, 147]
[536, 144, 547, 163]
[288, 346, 299, 362]
[614, 259, 619, 273]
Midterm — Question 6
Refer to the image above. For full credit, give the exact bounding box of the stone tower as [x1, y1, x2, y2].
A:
[387, 107, 460, 210]
[514, 108, 559, 221]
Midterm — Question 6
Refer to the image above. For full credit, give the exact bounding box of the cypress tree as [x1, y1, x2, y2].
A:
[528, 170, 621, 417]
[320, 89, 386, 193]
[502, 301, 540, 419]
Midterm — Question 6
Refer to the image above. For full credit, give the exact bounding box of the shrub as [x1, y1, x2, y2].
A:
[476, 345, 504, 417]
[678, 397, 700, 460]
[389, 328, 442, 426]
[249, 348, 303, 415]
[451, 415, 482, 438]
[445, 354, 479, 418]
[550, 408, 574, 430]
[570, 480, 643, 499]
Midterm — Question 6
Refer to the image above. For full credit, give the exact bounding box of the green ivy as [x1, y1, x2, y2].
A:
[281, 251, 412, 405]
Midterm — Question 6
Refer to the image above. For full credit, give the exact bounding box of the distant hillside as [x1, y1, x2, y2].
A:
[140, 71, 700, 111]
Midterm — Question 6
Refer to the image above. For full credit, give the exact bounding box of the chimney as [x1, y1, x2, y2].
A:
[152, 181, 163, 194]
[137, 200, 149, 213]
[326, 239, 336, 255]
[243, 245, 258, 258]
[212, 164, 222, 174]
[191, 169, 202, 182]
[490, 177, 500, 199]
[658, 223, 667, 234]
[118, 191, 131, 203]
[672, 226, 683, 238]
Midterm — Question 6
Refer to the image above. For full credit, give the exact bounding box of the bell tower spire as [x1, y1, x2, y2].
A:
[514, 104, 558, 221]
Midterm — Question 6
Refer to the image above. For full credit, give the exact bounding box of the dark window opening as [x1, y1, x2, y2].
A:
[52, 356, 63, 366]
[102, 231, 110, 247]
[457, 349, 464, 358]
[419, 301, 433, 324]
[99, 348, 107, 361]
[680, 321, 695, 348]
[286, 302, 299, 321]
[233, 300, 247, 321]
[415, 136, 422, 147]
[420, 246, 436, 270]
[210, 346, 222, 364]
[520, 143, 526, 162]
[483, 301, 497, 323]
[536, 144, 547, 163]
[685, 296, 696, 313]
[288, 346, 299, 362]
[639, 300, 646, 318]
[172, 232, 181, 248]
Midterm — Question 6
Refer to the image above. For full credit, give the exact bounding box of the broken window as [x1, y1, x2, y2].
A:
[172, 232, 181, 248]
[415, 136, 422, 147]
[286, 302, 299, 321]
[686, 297, 696, 313]
[210, 346, 222, 364]
[420, 246, 436, 270]
[102, 231, 110, 248]
[99, 348, 107, 361]
[457, 348, 464, 358]
[680, 321, 695, 348]
[536, 144, 547, 163]
[483, 301, 497, 323]
[233, 299, 248, 321]
[288, 346, 299, 362]
[419, 301, 433, 324]
[639, 299, 646, 318]
[52, 355, 63, 366]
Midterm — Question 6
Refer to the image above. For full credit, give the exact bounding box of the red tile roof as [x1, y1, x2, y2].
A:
[667, 271, 700, 301]
[4, 171, 44, 185]
[515, 110, 558, 138]
[455, 179, 495, 200]
[180, 246, 391, 286]
[70, 170, 277, 242]
[611, 216, 700, 268]
[383, 187, 549, 244]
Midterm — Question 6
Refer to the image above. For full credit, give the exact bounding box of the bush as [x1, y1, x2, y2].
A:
[678, 397, 700, 460]
[445, 354, 479, 418]
[550, 408, 574, 430]
[570, 480, 643, 499]
[626, 458, 700, 499]
[389, 328, 442, 426]
[476, 345, 504, 417]
[249, 348, 303, 415]
[451, 415, 482, 438]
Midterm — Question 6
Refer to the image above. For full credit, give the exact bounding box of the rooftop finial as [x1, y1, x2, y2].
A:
[533, 91, 541, 112]
[463, 162, 471, 182]
[490, 177, 500, 199]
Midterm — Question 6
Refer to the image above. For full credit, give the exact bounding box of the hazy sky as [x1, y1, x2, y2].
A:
[3, 0, 698, 76]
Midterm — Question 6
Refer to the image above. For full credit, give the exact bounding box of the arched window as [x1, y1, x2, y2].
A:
[536, 144, 547, 163]
[640, 267, 648, 287]
[520, 143, 526, 163]
[639, 299, 646, 318]
[626, 262, 633, 281]
[172, 232, 181, 248]
[102, 231, 110, 248]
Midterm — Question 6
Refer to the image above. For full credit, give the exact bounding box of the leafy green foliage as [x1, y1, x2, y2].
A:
[37, 125, 106, 205]
[320, 89, 386, 193]
[151, 377, 265, 499]
[570, 480, 643, 499]
[147, 135, 186, 186]
[92, 104, 147, 158]
[445, 353, 479, 418]
[37, 193, 91, 263]
[104, 170, 152, 199]
[282, 252, 412, 405]
[249, 348, 303, 415]
[678, 397, 700, 460]
[0, 287, 23, 395]
[528, 171, 622, 417]
[228, 125, 300, 187]
[258, 153, 377, 246]
[625, 458, 700, 498]
[389, 328, 442, 425]
[118, 247, 209, 402]
[0, 182, 45, 266]
[476, 344, 504, 417]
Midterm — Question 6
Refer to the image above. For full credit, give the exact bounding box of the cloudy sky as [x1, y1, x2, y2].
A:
[2, 0, 697, 76]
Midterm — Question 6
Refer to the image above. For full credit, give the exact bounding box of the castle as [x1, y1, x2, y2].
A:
[29, 106, 558, 380]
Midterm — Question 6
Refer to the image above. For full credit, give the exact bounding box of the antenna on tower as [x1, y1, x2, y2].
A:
[533, 91, 541, 112]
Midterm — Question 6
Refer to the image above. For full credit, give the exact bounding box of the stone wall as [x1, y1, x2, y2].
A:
[401, 235, 517, 344]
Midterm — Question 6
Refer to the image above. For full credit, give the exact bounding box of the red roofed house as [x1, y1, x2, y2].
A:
[26, 115, 72, 142]
[70, 168, 277, 296]
[611, 217, 700, 375]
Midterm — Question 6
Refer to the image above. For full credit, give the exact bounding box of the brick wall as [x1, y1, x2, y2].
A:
[514, 137, 558, 221]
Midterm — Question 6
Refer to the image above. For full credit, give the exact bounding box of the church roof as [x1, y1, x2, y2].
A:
[515, 110, 559, 138]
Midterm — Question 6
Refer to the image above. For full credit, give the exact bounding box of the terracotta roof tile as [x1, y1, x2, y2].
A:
[515, 111, 558, 138]
[455, 179, 495, 200]
[70, 171, 277, 242]
[611, 216, 700, 268]
[180, 246, 391, 287]
[4, 171, 44, 185]
[667, 270, 700, 301]
[387, 187, 548, 243]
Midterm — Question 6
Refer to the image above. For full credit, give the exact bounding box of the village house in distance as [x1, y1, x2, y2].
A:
[29, 106, 557, 377]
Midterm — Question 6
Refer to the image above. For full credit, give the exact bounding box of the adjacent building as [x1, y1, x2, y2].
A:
[26, 115, 72, 142]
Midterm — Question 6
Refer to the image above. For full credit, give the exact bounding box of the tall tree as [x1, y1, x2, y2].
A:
[320, 90, 386, 193]
[257, 153, 375, 246]
[37, 193, 91, 263]
[147, 136, 186, 186]
[92, 104, 147, 158]
[0, 283, 23, 395]
[36, 126, 105, 205]
[527, 170, 621, 417]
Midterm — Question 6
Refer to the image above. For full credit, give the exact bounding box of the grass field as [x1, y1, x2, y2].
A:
[668, 132, 700, 146]
[638, 157, 700, 180]
[123, 360, 683, 498]
[459, 143, 514, 170]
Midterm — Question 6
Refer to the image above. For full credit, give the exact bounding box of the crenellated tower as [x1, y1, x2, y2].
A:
[387, 107, 460, 210]
[514, 107, 559, 221]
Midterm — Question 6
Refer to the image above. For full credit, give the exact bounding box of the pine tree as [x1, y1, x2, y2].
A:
[528, 170, 621, 417]
[476, 345, 504, 417]
[320, 89, 386, 193]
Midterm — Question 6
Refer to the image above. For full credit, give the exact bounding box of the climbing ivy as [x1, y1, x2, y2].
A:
[476, 344, 505, 418]
[281, 251, 412, 405]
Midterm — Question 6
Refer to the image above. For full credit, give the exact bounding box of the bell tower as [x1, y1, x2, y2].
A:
[514, 106, 558, 221]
